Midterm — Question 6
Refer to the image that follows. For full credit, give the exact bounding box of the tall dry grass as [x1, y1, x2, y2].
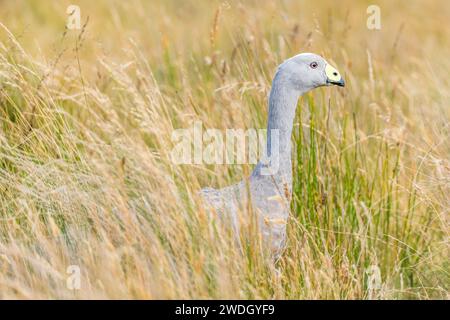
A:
[0, 0, 448, 299]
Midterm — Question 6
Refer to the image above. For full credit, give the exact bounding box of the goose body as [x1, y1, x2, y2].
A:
[201, 53, 345, 257]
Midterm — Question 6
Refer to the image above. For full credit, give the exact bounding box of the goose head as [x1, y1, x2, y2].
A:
[276, 53, 345, 92]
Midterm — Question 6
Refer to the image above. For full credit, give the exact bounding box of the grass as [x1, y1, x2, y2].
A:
[0, 0, 448, 299]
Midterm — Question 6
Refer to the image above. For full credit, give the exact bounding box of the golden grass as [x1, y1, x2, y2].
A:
[0, 0, 448, 299]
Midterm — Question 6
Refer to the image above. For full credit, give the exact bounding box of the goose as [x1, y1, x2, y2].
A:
[200, 53, 345, 258]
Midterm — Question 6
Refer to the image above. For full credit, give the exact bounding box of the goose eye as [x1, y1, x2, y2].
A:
[310, 62, 318, 69]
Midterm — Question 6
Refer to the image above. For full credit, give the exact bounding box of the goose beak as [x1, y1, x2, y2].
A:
[328, 77, 345, 87]
[325, 64, 345, 87]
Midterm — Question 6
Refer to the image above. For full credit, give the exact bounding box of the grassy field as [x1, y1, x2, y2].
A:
[0, 0, 448, 299]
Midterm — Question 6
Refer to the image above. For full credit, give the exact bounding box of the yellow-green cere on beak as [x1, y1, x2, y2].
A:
[325, 64, 345, 87]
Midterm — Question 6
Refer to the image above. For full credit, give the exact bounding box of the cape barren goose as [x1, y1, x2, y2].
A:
[201, 53, 345, 258]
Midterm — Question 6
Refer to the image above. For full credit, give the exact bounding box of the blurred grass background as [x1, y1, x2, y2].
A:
[0, 0, 448, 298]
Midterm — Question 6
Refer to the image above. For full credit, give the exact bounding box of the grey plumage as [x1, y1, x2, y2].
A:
[200, 53, 345, 258]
